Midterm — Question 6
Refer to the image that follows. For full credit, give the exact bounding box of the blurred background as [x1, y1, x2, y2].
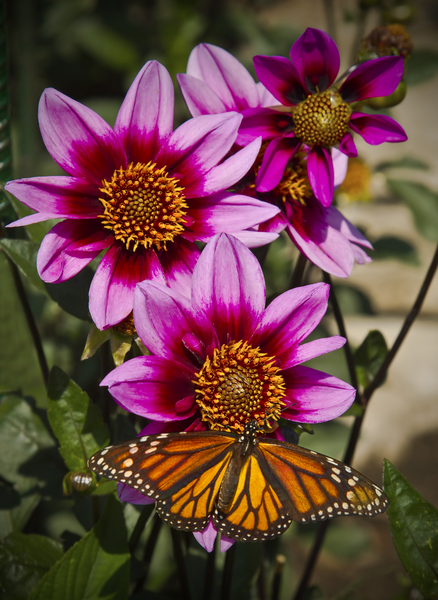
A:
[1, 0, 438, 598]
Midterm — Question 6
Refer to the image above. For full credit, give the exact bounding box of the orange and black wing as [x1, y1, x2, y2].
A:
[256, 439, 388, 524]
[88, 430, 237, 513]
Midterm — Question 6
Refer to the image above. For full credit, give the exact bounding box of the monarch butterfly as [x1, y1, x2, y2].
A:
[88, 421, 388, 542]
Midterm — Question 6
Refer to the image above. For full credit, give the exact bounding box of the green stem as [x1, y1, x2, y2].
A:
[171, 529, 191, 600]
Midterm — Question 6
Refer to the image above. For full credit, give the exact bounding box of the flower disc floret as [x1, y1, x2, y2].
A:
[194, 340, 286, 434]
[293, 90, 352, 148]
[275, 157, 313, 205]
[99, 161, 187, 252]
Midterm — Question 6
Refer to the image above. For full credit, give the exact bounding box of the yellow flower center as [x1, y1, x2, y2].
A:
[98, 162, 188, 251]
[275, 157, 313, 206]
[193, 340, 286, 434]
[293, 90, 352, 147]
[113, 311, 136, 337]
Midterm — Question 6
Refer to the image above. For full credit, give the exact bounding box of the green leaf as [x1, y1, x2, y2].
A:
[375, 156, 429, 172]
[47, 366, 110, 472]
[45, 267, 94, 321]
[372, 235, 420, 265]
[29, 495, 130, 600]
[332, 284, 375, 315]
[354, 330, 388, 389]
[387, 179, 438, 242]
[0, 533, 63, 600]
[405, 50, 438, 86]
[0, 394, 57, 536]
[384, 460, 438, 599]
[0, 238, 46, 293]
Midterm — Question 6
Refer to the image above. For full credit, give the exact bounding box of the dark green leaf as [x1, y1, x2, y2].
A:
[405, 50, 438, 86]
[0, 533, 63, 600]
[387, 179, 438, 241]
[45, 267, 94, 321]
[354, 330, 388, 389]
[332, 284, 375, 315]
[0, 238, 46, 293]
[47, 366, 110, 472]
[384, 460, 438, 599]
[375, 157, 429, 172]
[91, 479, 118, 496]
[29, 495, 130, 600]
[372, 236, 420, 265]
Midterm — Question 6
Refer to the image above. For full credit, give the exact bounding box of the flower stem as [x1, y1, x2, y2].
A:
[290, 253, 308, 288]
[128, 504, 154, 554]
[133, 513, 162, 594]
[221, 542, 236, 600]
[171, 528, 191, 600]
[202, 538, 217, 600]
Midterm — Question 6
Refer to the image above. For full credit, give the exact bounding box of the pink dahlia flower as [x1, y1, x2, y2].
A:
[6, 61, 280, 330]
[102, 233, 356, 547]
[238, 27, 407, 206]
[177, 42, 278, 117]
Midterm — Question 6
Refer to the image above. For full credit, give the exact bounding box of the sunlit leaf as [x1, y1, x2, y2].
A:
[0, 533, 63, 600]
[29, 495, 130, 600]
[331, 284, 375, 315]
[354, 330, 388, 389]
[372, 236, 420, 265]
[375, 157, 429, 172]
[384, 460, 438, 599]
[47, 366, 110, 472]
[387, 179, 438, 242]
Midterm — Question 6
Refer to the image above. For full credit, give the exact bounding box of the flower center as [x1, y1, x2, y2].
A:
[193, 340, 286, 434]
[98, 162, 188, 251]
[275, 156, 313, 206]
[293, 90, 352, 147]
[113, 311, 136, 337]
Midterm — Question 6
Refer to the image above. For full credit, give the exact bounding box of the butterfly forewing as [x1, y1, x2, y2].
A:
[257, 439, 389, 522]
[88, 430, 236, 501]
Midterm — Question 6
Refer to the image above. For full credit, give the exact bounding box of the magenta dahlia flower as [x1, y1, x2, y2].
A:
[177, 42, 277, 117]
[6, 61, 280, 330]
[238, 27, 407, 206]
[102, 233, 356, 548]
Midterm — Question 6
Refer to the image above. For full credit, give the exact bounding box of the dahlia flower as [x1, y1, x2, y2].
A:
[102, 233, 356, 548]
[6, 61, 279, 330]
[238, 27, 407, 206]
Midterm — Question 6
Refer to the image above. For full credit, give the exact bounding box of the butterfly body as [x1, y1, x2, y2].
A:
[88, 422, 388, 542]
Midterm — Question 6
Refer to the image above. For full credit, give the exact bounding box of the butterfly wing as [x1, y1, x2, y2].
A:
[256, 439, 389, 523]
[88, 430, 237, 508]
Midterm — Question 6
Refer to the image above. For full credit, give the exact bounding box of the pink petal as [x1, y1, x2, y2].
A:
[220, 536, 235, 552]
[102, 355, 197, 420]
[186, 43, 260, 111]
[249, 283, 330, 364]
[340, 56, 404, 103]
[255, 135, 300, 192]
[89, 244, 166, 330]
[184, 192, 280, 241]
[256, 82, 279, 108]
[156, 113, 242, 188]
[177, 73, 227, 117]
[118, 484, 155, 505]
[5, 176, 101, 219]
[114, 60, 174, 163]
[159, 237, 200, 298]
[237, 107, 294, 145]
[39, 88, 126, 184]
[349, 112, 407, 145]
[282, 365, 356, 422]
[193, 520, 218, 553]
[253, 55, 306, 106]
[339, 132, 358, 157]
[230, 230, 279, 247]
[37, 220, 112, 283]
[290, 28, 340, 92]
[332, 148, 349, 188]
[325, 205, 373, 249]
[133, 280, 219, 365]
[191, 233, 266, 345]
[307, 147, 334, 207]
[184, 137, 261, 197]
[286, 336, 346, 368]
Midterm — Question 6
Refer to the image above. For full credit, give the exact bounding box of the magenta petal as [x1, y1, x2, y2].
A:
[185, 192, 280, 241]
[349, 112, 407, 145]
[193, 520, 218, 553]
[230, 230, 279, 247]
[102, 355, 196, 420]
[186, 43, 260, 111]
[185, 137, 261, 197]
[340, 56, 404, 103]
[290, 28, 340, 92]
[89, 245, 166, 330]
[159, 237, 200, 298]
[332, 148, 349, 188]
[37, 220, 111, 284]
[115, 60, 174, 163]
[177, 73, 227, 117]
[325, 205, 373, 249]
[282, 365, 356, 423]
[191, 234, 265, 345]
[253, 55, 306, 105]
[220, 535, 235, 552]
[5, 177, 101, 219]
[339, 132, 358, 157]
[286, 336, 345, 369]
[255, 135, 300, 192]
[133, 280, 219, 365]
[307, 147, 334, 206]
[237, 107, 294, 145]
[118, 484, 155, 505]
[250, 283, 330, 361]
[39, 89, 126, 184]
